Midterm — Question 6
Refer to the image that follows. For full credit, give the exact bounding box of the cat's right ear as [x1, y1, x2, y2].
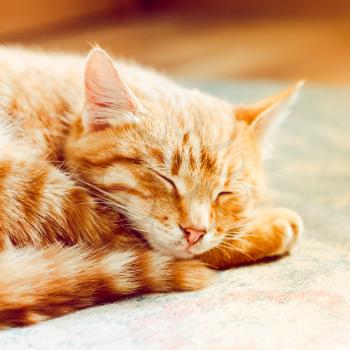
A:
[234, 82, 303, 157]
[83, 48, 143, 132]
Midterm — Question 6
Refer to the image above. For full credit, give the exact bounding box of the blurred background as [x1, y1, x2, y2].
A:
[1, 0, 350, 84]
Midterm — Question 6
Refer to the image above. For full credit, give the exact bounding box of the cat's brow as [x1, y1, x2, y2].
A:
[113, 156, 144, 166]
[84, 155, 144, 167]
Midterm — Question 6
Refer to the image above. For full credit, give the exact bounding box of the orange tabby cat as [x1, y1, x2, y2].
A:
[0, 46, 302, 328]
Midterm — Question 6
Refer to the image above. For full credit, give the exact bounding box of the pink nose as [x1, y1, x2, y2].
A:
[182, 227, 207, 246]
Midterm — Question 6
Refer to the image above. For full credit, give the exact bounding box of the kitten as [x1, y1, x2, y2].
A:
[0, 46, 302, 328]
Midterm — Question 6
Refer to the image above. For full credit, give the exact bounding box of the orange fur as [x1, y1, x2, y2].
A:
[0, 46, 302, 327]
[0, 242, 213, 329]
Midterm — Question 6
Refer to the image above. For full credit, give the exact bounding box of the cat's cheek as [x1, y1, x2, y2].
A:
[200, 231, 223, 252]
[136, 196, 153, 210]
[122, 196, 155, 229]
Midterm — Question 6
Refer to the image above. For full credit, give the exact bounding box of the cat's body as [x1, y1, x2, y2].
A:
[0, 46, 302, 328]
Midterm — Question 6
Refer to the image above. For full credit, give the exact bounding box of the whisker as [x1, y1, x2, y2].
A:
[219, 241, 254, 260]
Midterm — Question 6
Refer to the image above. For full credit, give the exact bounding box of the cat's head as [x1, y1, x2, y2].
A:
[66, 48, 302, 258]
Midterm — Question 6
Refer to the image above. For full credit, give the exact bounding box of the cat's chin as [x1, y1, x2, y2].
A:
[151, 242, 194, 259]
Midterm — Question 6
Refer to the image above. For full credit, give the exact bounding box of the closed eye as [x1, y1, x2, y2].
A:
[153, 171, 177, 192]
[216, 191, 234, 200]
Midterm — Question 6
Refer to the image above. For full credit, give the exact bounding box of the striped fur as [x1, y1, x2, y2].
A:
[0, 146, 115, 249]
[0, 46, 302, 327]
[0, 242, 213, 329]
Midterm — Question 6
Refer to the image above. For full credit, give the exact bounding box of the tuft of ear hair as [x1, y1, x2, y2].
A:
[83, 48, 143, 132]
[235, 81, 304, 157]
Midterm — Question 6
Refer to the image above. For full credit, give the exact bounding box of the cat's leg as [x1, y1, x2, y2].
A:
[0, 242, 214, 328]
[199, 207, 302, 269]
[0, 147, 114, 249]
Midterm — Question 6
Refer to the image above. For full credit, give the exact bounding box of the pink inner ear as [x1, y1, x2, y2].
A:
[84, 49, 138, 131]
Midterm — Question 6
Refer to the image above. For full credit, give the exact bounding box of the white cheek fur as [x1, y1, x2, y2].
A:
[100, 166, 139, 188]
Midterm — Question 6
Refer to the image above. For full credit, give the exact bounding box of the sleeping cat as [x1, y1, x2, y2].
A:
[0, 46, 302, 328]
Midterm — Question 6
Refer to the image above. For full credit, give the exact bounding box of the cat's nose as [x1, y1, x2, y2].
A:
[181, 226, 207, 246]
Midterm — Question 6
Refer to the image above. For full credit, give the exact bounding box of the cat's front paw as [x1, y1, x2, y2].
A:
[269, 208, 303, 256]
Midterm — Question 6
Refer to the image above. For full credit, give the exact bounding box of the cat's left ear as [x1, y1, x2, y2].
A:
[235, 81, 303, 151]
[83, 48, 143, 132]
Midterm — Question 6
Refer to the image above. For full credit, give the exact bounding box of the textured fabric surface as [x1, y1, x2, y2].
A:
[1, 81, 349, 350]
